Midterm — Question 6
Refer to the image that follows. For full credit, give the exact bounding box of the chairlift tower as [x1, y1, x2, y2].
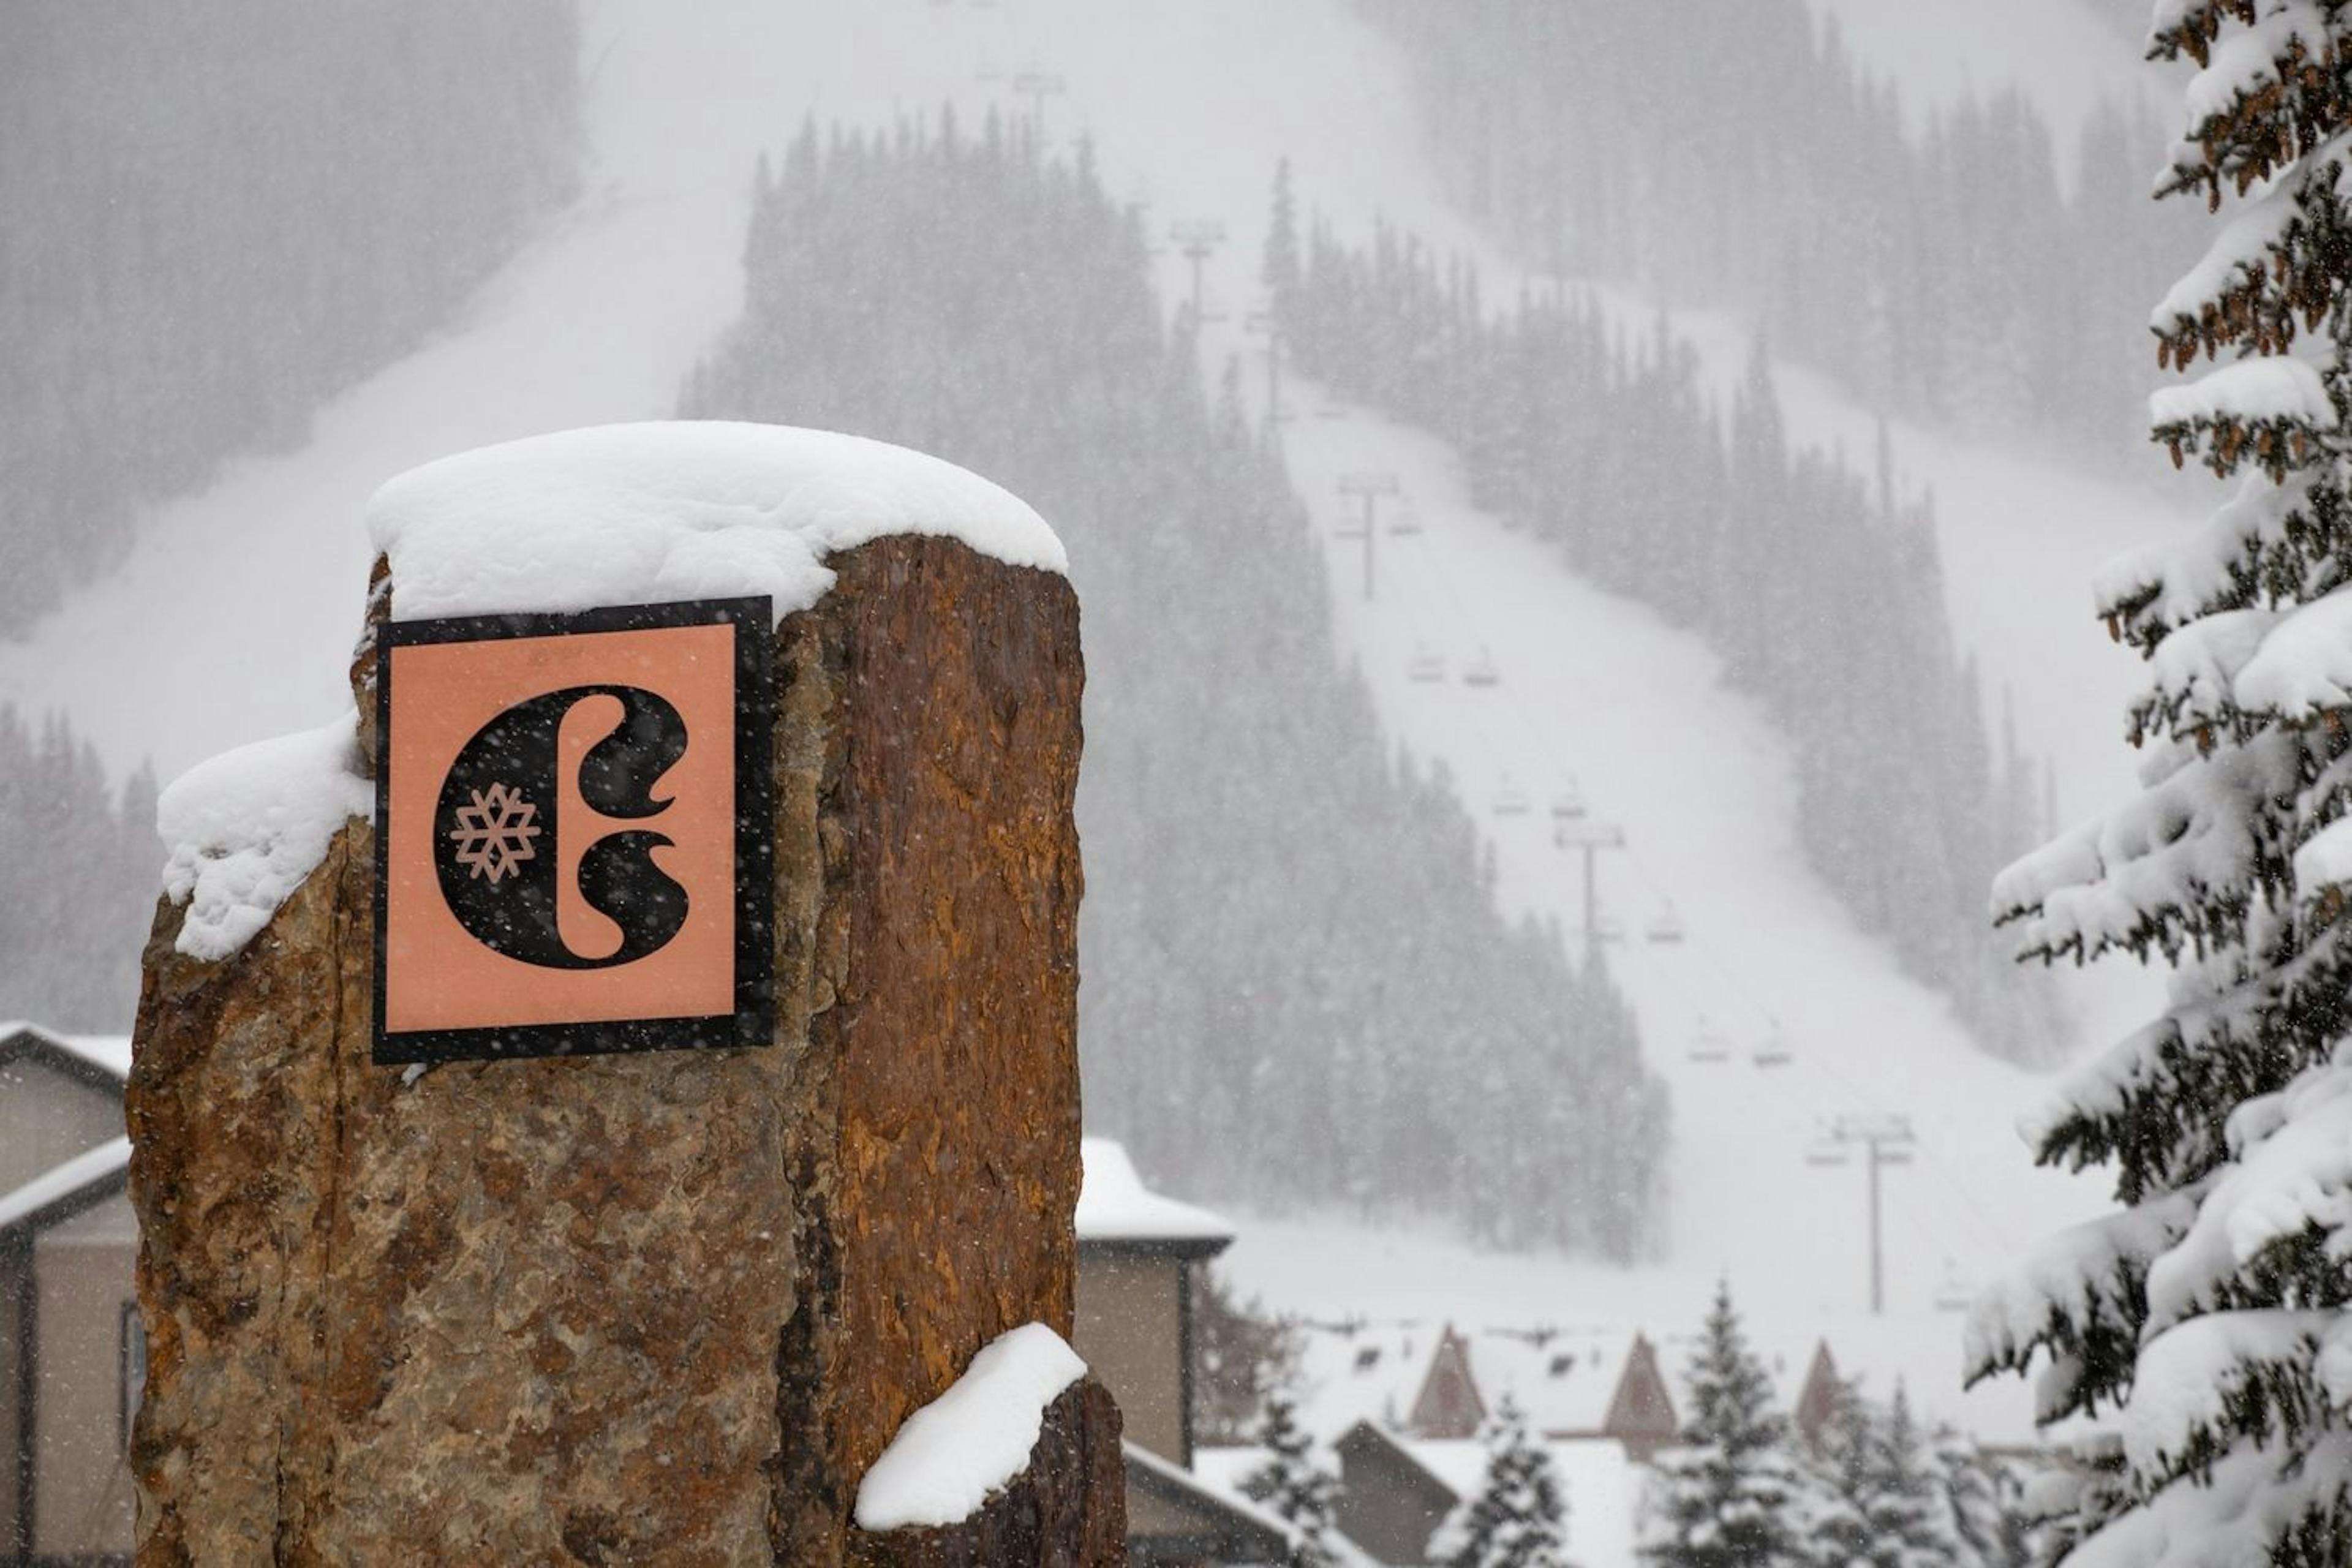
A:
[1245, 305, 1286, 434]
[1335, 472, 1400, 600]
[1555, 819, 1624, 966]
[1169, 219, 1227, 322]
[1805, 1113, 1915, 1316]
[1009, 70, 1065, 143]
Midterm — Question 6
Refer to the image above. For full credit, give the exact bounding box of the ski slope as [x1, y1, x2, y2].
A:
[0, 0, 2193, 1441]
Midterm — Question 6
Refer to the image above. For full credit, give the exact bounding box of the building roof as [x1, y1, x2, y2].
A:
[0, 1134, 131, 1237]
[1294, 1316, 1846, 1449]
[1122, 1440, 1297, 1562]
[0, 1021, 133, 1088]
[1076, 1139, 1232, 1257]
[1368, 1428, 1643, 1568]
[1295, 1319, 1645, 1441]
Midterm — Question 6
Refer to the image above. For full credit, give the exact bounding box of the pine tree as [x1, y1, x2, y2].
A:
[1440, 1395, 1571, 1568]
[1264, 157, 1302, 313]
[1801, 1382, 2002, 1568]
[1240, 1393, 1343, 1567]
[1974, 7, 2352, 1562]
[1194, 1269, 1300, 1447]
[1643, 1281, 1801, 1567]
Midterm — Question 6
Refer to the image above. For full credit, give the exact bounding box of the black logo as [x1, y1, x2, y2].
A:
[434, 685, 692, 969]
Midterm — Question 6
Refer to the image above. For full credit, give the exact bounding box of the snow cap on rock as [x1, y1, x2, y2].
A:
[853, 1322, 1087, 1532]
[366, 420, 1066, 626]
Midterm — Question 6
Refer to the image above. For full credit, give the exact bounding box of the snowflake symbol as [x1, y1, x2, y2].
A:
[446, 782, 541, 884]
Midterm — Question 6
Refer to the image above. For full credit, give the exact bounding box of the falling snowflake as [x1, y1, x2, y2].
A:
[446, 781, 541, 884]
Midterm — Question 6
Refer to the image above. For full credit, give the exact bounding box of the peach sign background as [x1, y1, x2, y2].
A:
[382, 620, 737, 1033]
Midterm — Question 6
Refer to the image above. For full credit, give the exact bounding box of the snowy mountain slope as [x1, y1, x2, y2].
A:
[2, 0, 2182, 1437]
[1213, 383, 2077, 1446]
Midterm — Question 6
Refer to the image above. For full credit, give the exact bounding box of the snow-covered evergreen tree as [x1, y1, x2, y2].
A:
[1973, 6, 2352, 1562]
[1801, 1382, 2015, 1568]
[1643, 1281, 1802, 1567]
[1439, 1395, 1570, 1568]
[1240, 1392, 1343, 1567]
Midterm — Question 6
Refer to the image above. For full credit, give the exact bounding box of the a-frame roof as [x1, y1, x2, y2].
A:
[1406, 1324, 1487, 1439]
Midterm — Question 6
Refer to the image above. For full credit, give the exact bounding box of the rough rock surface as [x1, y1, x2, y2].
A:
[845, 1378, 1126, 1568]
[129, 535, 1098, 1564]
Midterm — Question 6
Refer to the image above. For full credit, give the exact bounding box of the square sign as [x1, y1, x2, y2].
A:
[373, 597, 774, 1065]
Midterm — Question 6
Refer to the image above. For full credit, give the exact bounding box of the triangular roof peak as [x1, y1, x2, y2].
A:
[1792, 1340, 1843, 1450]
[1406, 1322, 1486, 1440]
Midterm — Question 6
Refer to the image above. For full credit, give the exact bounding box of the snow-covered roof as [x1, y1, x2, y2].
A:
[0, 1135, 131, 1234]
[1291, 1316, 1852, 1451]
[367, 421, 1067, 630]
[1406, 1435, 1642, 1568]
[1074, 1138, 1233, 1253]
[0, 1022, 132, 1081]
[1121, 1439, 1305, 1562]
[1293, 1320, 1645, 1441]
[854, 1322, 1087, 1532]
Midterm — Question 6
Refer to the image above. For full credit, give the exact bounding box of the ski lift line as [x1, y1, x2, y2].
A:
[1298, 450, 2005, 1256]
[1303, 469, 2017, 1270]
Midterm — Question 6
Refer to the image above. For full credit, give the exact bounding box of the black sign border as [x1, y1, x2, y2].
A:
[372, 595, 776, 1066]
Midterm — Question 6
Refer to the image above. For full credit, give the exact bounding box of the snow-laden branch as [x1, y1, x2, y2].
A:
[2180, 5, 2332, 137]
[1965, 1191, 2201, 1385]
[2147, 1058, 2352, 1331]
[2068, 1433, 2352, 1568]
[2095, 471, 2310, 642]
[2150, 356, 2337, 431]
[2122, 1308, 2337, 1479]
[2236, 580, 2352, 717]
[2152, 178, 2303, 329]
[1991, 733, 2293, 962]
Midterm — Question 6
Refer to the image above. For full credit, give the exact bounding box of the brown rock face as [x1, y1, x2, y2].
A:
[129, 536, 1099, 1564]
[844, 1379, 1126, 1568]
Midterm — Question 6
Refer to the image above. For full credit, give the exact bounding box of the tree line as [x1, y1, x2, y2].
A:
[1273, 189, 2057, 1062]
[0, 0, 580, 633]
[0, 706, 159, 1031]
[1358, 0, 2195, 465]
[685, 113, 1670, 1258]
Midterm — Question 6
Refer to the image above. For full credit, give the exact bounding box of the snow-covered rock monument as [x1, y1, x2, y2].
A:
[124, 423, 1121, 1562]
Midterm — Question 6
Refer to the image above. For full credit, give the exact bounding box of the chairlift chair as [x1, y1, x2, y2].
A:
[1686, 1022, 1732, 1064]
[1752, 1046, 1794, 1069]
[1388, 508, 1423, 537]
[1550, 779, 1588, 823]
[1646, 908, 1686, 945]
[1934, 1261, 1975, 1313]
[1407, 645, 1446, 684]
[1492, 778, 1532, 818]
[1593, 913, 1626, 944]
[1463, 649, 1501, 688]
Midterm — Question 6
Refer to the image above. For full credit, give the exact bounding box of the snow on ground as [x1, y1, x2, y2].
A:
[1, 0, 2187, 1443]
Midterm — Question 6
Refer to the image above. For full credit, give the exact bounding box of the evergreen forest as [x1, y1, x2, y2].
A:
[1360, 0, 2195, 461]
[0, 706, 161, 1032]
[0, 1, 581, 631]
[685, 115, 1669, 1257]
[1276, 208, 2057, 1062]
